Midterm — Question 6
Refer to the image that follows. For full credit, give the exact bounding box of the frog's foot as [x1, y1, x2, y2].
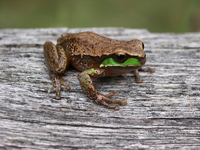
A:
[60, 76, 71, 90]
[134, 69, 143, 83]
[50, 72, 71, 100]
[95, 93, 127, 110]
[50, 73, 61, 100]
[134, 67, 155, 83]
[139, 67, 155, 73]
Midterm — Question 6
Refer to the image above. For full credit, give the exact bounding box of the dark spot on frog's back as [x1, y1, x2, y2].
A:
[105, 38, 111, 42]
[83, 40, 88, 43]
[95, 42, 99, 45]
[132, 44, 136, 47]
[77, 38, 82, 41]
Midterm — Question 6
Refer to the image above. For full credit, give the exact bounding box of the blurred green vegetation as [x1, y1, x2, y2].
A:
[0, 0, 200, 33]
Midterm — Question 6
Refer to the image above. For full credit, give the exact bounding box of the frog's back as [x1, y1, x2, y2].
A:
[57, 31, 144, 57]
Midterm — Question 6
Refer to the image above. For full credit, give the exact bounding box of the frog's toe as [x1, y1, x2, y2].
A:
[55, 95, 61, 100]
[52, 86, 61, 100]
[105, 92, 117, 98]
[149, 68, 155, 73]
[106, 98, 127, 106]
[61, 80, 71, 90]
[136, 80, 143, 83]
[139, 67, 155, 73]
[99, 100, 120, 110]
[64, 85, 71, 90]
[54, 91, 61, 100]
[95, 94, 127, 110]
[119, 99, 127, 105]
[60, 76, 71, 90]
[104, 93, 127, 105]
[114, 105, 120, 110]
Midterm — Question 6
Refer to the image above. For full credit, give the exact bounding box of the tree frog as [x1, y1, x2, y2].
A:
[44, 32, 154, 110]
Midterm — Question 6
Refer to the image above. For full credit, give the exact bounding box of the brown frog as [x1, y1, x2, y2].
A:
[44, 31, 154, 110]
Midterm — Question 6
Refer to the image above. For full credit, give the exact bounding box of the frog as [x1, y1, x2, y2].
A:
[43, 31, 154, 110]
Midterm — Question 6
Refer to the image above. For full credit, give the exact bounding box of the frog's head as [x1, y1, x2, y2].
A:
[100, 39, 146, 76]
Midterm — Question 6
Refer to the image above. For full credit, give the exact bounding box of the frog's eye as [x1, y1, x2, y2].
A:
[115, 52, 127, 63]
[142, 42, 144, 49]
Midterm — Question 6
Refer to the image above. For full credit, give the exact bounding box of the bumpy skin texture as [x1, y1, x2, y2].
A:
[44, 31, 155, 110]
[59, 32, 146, 58]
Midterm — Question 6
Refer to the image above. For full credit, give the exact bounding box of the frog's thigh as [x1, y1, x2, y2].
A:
[44, 41, 70, 100]
[44, 41, 68, 74]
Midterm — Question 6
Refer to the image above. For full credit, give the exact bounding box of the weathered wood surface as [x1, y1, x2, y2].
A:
[0, 27, 199, 149]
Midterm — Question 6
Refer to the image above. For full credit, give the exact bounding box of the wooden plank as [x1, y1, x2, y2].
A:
[0, 27, 199, 149]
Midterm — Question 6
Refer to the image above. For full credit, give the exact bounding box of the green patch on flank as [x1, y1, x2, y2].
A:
[101, 58, 140, 67]
[74, 46, 77, 51]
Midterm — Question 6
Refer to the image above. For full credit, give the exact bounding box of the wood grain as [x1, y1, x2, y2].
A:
[0, 27, 199, 149]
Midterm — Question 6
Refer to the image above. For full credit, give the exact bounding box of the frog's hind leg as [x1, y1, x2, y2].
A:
[44, 41, 70, 100]
[44, 41, 69, 73]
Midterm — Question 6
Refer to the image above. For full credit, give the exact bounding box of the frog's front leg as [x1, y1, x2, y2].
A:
[78, 69, 127, 110]
[44, 41, 70, 100]
[134, 67, 155, 83]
